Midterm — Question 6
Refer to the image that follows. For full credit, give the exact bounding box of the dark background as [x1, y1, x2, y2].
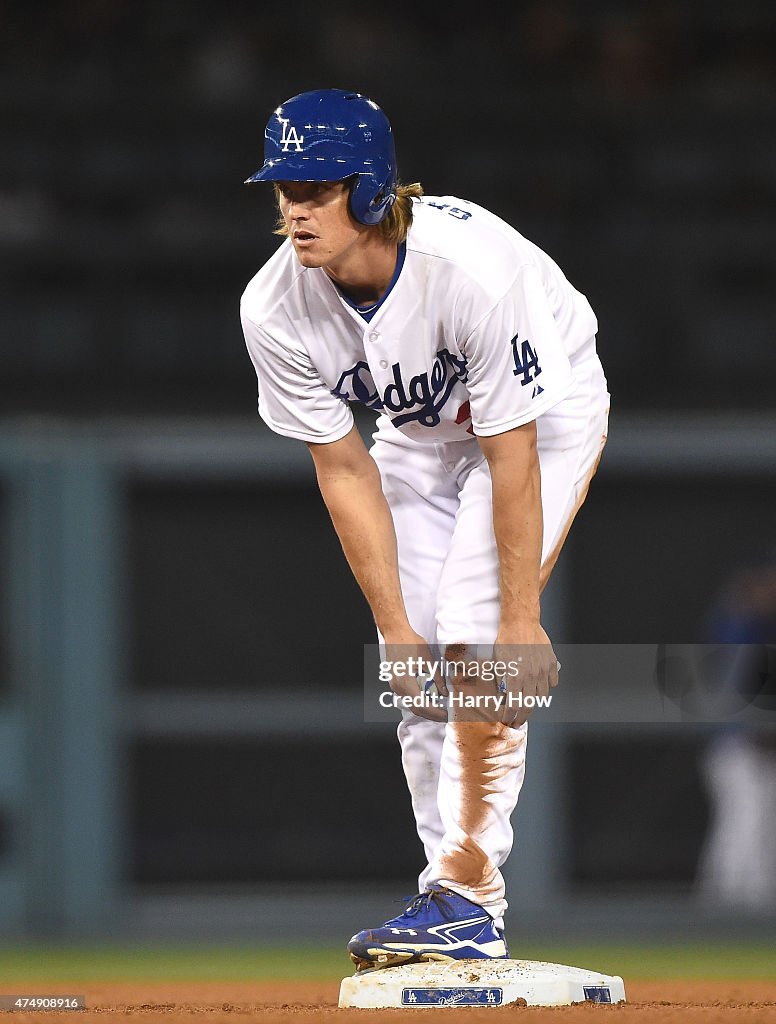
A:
[2, 1, 774, 416]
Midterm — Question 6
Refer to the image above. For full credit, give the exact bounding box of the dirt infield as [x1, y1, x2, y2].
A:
[4, 980, 776, 1023]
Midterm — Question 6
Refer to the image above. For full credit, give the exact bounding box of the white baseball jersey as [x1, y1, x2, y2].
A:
[241, 196, 602, 445]
[240, 195, 609, 925]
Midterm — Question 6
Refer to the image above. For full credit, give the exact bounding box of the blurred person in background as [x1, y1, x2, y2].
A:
[695, 554, 776, 911]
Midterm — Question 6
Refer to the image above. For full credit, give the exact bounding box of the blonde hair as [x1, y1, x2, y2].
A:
[274, 180, 424, 244]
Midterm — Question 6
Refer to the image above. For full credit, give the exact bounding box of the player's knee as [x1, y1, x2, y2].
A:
[444, 642, 468, 662]
[443, 642, 469, 686]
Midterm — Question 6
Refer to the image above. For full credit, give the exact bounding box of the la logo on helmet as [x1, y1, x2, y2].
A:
[278, 117, 304, 152]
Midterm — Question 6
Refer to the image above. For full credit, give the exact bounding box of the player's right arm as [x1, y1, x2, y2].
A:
[241, 306, 445, 716]
[307, 426, 447, 720]
[308, 425, 410, 639]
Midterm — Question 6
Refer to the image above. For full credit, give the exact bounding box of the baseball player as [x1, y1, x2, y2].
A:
[241, 89, 609, 971]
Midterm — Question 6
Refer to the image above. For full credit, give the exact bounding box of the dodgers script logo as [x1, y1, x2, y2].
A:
[402, 988, 503, 1006]
[331, 362, 384, 410]
[383, 348, 469, 427]
[278, 116, 304, 152]
[331, 349, 469, 428]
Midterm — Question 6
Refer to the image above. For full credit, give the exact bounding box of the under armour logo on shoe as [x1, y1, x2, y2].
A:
[390, 927, 418, 935]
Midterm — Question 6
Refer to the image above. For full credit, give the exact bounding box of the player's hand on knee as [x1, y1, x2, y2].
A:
[494, 624, 559, 728]
[382, 631, 448, 722]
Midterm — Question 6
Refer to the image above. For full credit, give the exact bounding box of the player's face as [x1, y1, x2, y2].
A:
[277, 180, 364, 269]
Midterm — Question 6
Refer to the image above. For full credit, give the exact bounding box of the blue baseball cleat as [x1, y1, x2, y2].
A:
[347, 886, 509, 972]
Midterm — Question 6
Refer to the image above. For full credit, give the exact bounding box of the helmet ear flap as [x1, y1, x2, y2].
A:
[350, 174, 397, 226]
[373, 191, 397, 220]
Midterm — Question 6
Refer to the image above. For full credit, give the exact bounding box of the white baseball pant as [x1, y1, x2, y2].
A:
[370, 350, 609, 928]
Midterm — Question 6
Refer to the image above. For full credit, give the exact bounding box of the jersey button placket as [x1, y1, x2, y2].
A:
[366, 329, 390, 375]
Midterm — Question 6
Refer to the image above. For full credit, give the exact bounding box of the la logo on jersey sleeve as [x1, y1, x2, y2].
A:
[510, 335, 544, 399]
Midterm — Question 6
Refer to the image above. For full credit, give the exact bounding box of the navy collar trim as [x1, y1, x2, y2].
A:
[337, 242, 407, 323]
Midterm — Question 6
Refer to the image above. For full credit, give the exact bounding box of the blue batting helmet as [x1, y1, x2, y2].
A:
[244, 89, 398, 226]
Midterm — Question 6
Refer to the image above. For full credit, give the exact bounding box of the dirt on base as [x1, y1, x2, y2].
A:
[3, 980, 776, 1023]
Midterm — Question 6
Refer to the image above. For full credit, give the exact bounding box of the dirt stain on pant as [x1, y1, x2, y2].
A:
[436, 718, 524, 899]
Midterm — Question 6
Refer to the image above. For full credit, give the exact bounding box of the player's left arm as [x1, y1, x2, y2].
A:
[476, 420, 559, 727]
